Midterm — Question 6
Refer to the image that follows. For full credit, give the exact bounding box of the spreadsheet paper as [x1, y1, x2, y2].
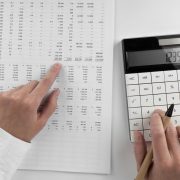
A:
[0, 0, 114, 174]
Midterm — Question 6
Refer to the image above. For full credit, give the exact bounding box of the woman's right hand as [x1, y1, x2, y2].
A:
[134, 111, 180, 180]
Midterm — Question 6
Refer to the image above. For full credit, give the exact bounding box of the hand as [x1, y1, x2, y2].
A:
[134, 110, 180, 180]
[0, 63, 61, 142]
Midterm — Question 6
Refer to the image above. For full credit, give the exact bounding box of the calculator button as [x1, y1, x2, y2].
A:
[143, 118, 150, 130]
[172, 105, 180, 116]
[126, 74, 138, 85]
[142, 106, 154, 118]
[164, 70, 178, 82]
[140, 84, 152, 95]
[178, 81, 180, 92]
[129, 107, 142, 119]
[152, 83, 166, 94]
[138, 72, 151, 84]
[130, 130, 143, 142]
[141, 95, 153, 107]
[151, 71, 164, 83]
[167, 93, 180, 104]
[165, 82, 179, 93]
[130, 119, 143, 130]
[128, 96, 140, 107]
[177, 70, 180, 80]
[127, 85, 140, 96]
[153, 94, 167, 106]
[154, 105, 167, 112]
[172, 116, 180, 126]
[144, 130, 152, 141]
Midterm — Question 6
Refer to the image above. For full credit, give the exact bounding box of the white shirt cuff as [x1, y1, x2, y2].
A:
[0, 128, 31, 180]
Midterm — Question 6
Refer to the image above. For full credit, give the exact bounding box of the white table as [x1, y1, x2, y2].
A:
[13, 0, 180, 179]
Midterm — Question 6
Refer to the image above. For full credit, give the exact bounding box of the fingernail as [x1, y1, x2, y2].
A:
[54, 63, 61, 70]
[151, 112, 160, 119]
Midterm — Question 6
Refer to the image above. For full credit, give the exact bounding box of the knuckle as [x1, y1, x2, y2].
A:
[32, 80, 38, 83]
[10, 95, 23, 105]
[30, 80, 39, 85]
[11, 94, 21, 100]
[34, 96, 41, 105]
[42, 77, 51, 85]
[0, 93, 20, 105]
[23, 98, 35, 111]
[29, 94, 41, 106]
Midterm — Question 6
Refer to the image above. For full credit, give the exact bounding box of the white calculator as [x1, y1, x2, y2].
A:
[122, 35, 180, 142]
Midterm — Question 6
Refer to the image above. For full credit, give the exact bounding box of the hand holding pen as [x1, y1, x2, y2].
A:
[134, 104, 180, 180]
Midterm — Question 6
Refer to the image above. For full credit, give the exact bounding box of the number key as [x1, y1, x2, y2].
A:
[167, 93, 180, 104]
[153, 94, 167, 106]
[141, 95, 153, 107]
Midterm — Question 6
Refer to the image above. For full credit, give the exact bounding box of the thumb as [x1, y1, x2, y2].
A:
[134, 131, 147, 171]
[37, 89, 60, 129]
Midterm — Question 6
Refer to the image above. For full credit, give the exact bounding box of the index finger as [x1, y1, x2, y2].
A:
[150, 112, 171, 162]
[31, 63, 61, 103]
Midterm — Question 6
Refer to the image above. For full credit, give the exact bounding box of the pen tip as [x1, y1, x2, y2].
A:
[165, 104, 174, 117]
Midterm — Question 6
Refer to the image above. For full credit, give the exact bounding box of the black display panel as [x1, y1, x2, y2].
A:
[122, 35, 180, 73]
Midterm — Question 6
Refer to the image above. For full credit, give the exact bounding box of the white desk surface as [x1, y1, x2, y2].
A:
[13, 0, 180, 180]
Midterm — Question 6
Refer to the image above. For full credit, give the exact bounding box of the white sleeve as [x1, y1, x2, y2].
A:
[0, 128, 31, 180]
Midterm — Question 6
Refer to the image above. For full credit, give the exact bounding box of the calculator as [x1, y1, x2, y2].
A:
[122, 35, 180, 142]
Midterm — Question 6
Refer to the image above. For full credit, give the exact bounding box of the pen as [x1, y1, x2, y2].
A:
[135, 104, 174, 180]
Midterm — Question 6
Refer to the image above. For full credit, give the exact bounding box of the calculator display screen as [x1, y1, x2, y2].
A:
[122, 35, 180, 73]
[127, 47, 180, 67]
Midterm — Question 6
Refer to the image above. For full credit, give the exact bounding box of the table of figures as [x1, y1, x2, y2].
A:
[0, 0, 114, 173]
[0, 0, 106, 133]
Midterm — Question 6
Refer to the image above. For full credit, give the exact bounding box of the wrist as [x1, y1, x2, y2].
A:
[0, 127, 31, 143]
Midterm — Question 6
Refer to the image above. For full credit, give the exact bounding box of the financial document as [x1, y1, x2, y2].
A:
[0, 0, 114, 174]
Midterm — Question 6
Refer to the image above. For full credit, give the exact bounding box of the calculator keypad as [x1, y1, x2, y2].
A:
[126, 70, 180, 142]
